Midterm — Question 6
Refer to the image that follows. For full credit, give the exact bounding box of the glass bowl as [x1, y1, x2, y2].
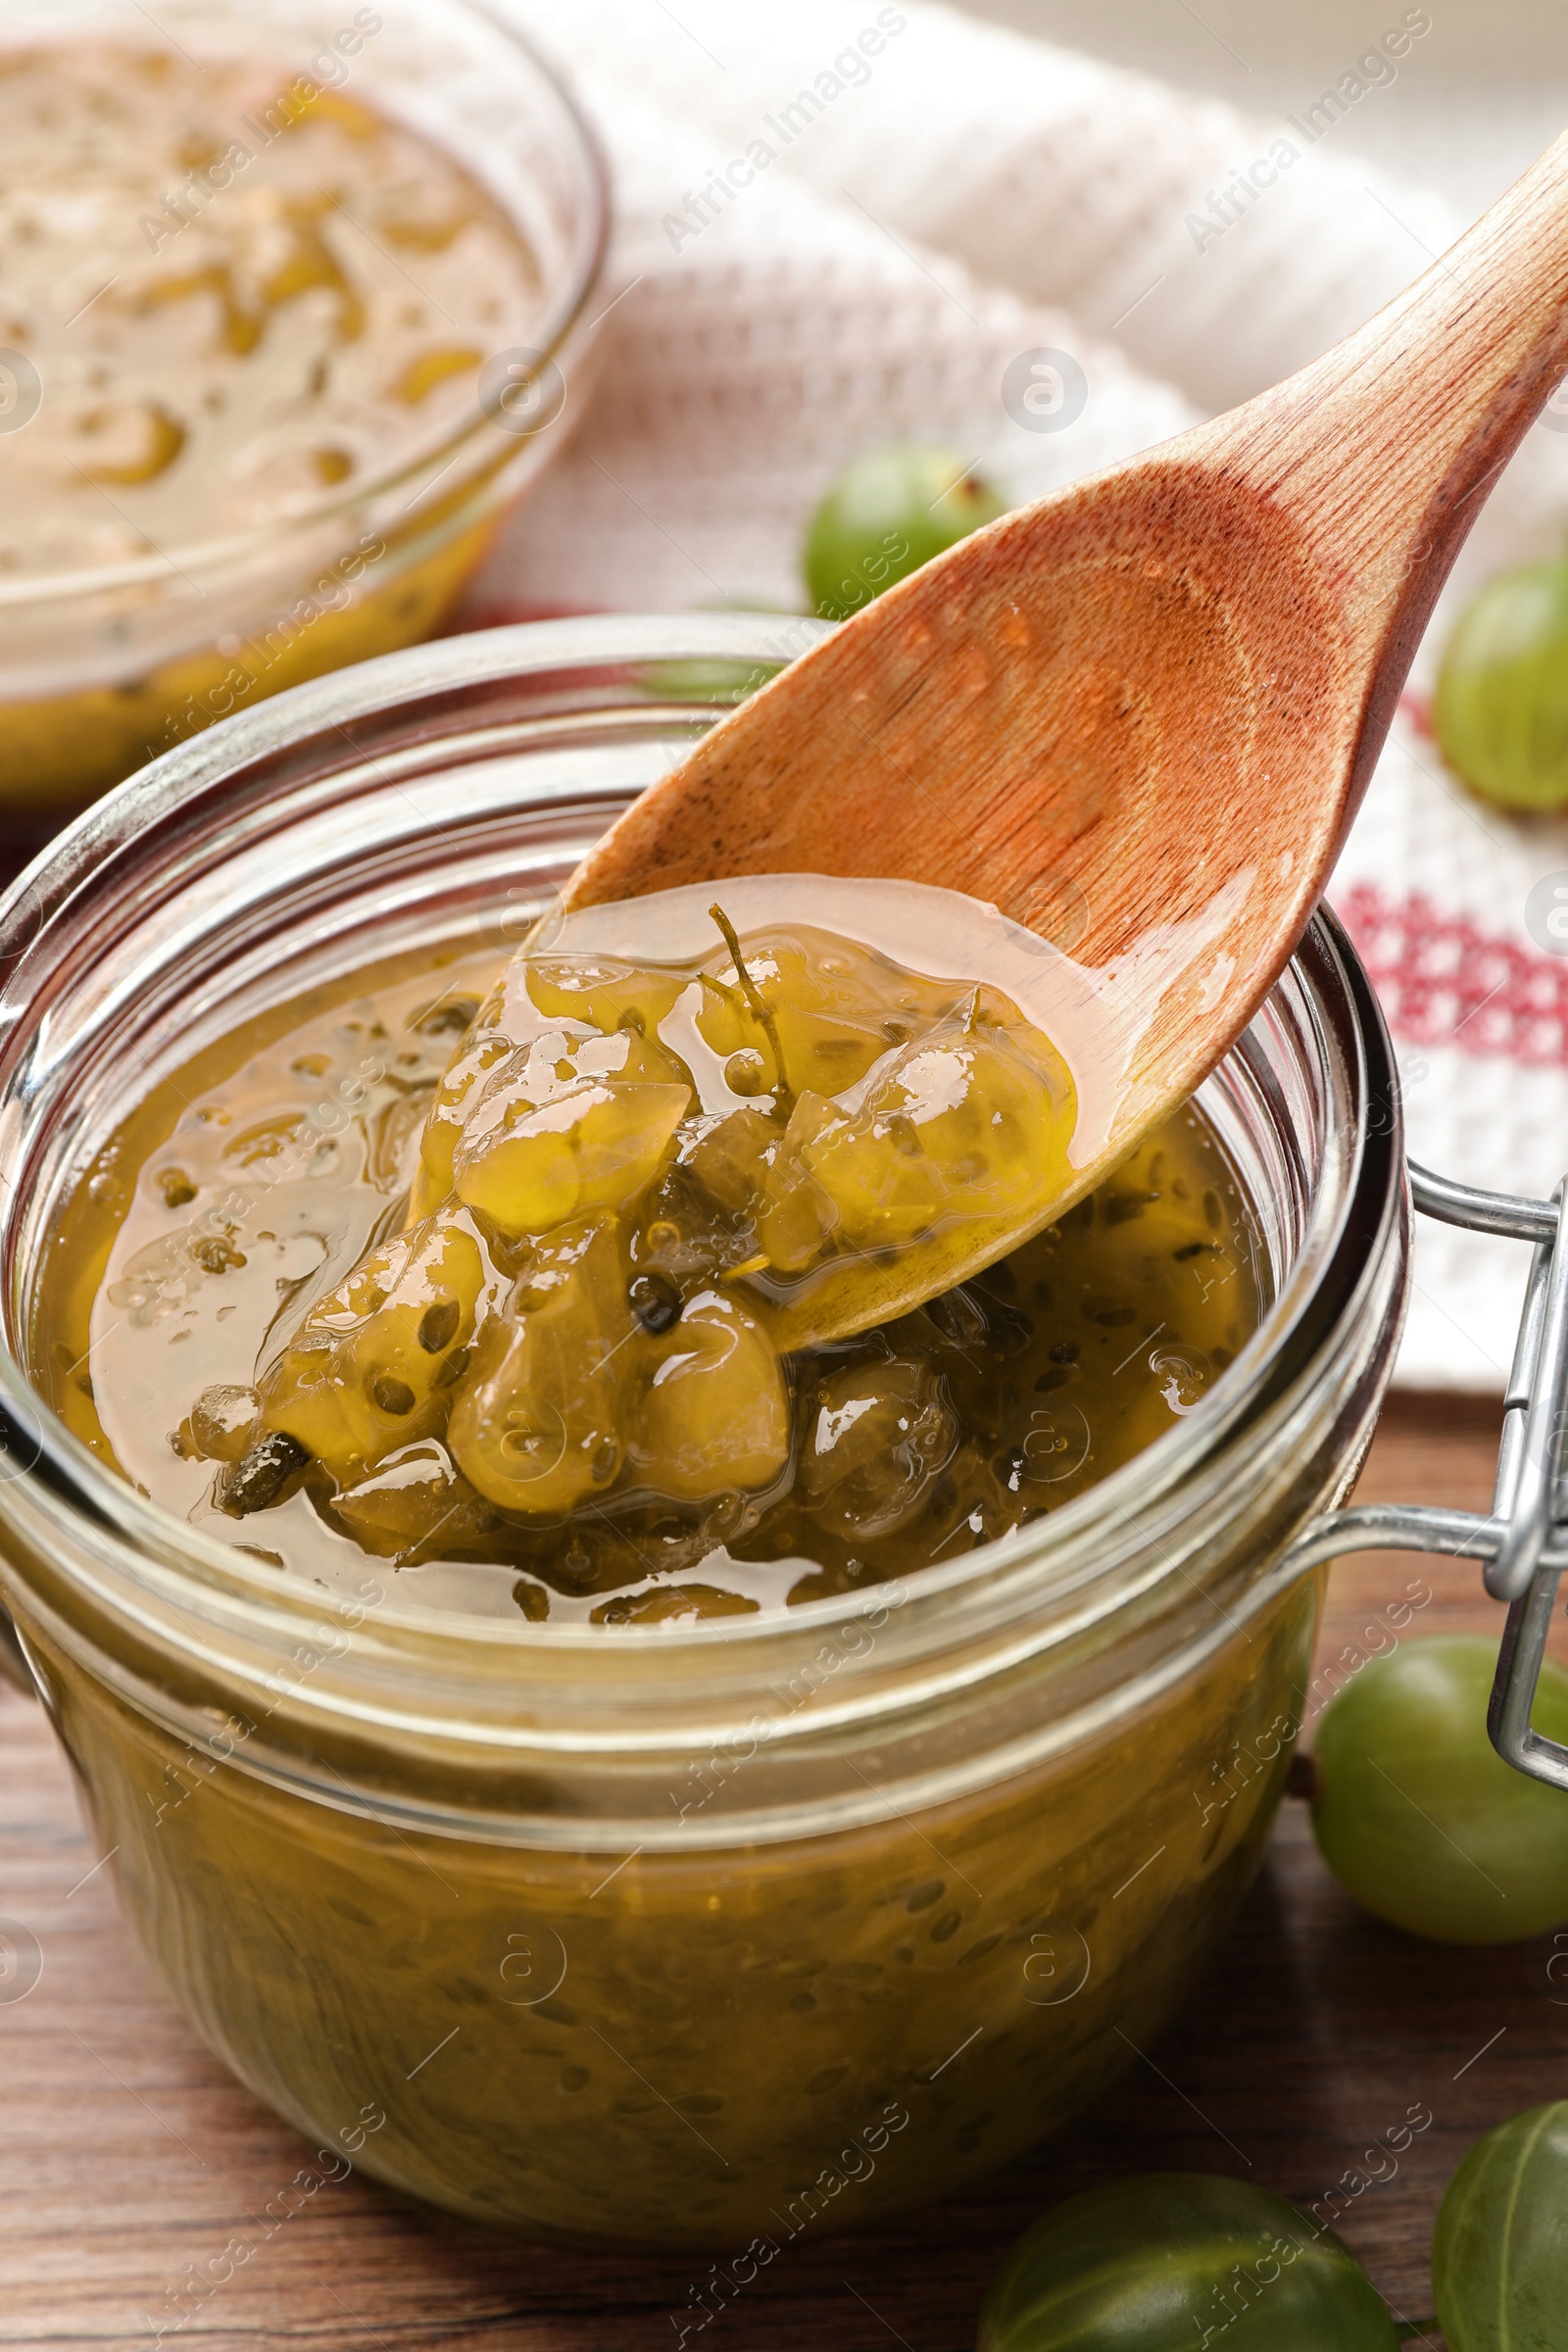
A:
[0, 616, 1409, 2244]
[0, 0, 610, 836]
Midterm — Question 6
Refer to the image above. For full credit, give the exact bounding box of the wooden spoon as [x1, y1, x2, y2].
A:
[557, 133, 1568, 1348]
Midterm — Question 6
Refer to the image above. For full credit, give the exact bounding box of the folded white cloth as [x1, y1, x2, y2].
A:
[471, 0, 1568, 1391]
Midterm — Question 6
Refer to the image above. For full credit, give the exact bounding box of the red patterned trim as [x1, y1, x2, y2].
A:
[1335, 882, 1568, 1066]
[1398, 686, 1435, 740]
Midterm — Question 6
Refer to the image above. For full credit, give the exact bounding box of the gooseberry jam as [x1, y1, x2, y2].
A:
[1, 41, 539, 567]
[40, 883, 1261, 1620]
[0, 24, 593, 807]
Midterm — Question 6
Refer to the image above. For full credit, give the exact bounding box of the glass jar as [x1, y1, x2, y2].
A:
[0, 0, 609, 833]
[0, 616, 1408, 2246]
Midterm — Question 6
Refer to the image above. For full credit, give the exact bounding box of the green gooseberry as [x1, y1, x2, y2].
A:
[1434, 559, 1568, 808]
[1310, 1635, 1568, 1944]
[640, 656, 788, 706]
[1434, 2102, 1568, 2350]
[977, 2174, 1398, 2350]
[803, 443, 1006, 621]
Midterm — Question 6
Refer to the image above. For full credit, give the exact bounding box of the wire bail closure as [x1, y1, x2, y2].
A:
[1280, 1160, 1568, 1795]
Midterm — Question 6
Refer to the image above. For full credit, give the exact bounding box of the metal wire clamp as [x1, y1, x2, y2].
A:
[1278, 1159, 1568, 1794]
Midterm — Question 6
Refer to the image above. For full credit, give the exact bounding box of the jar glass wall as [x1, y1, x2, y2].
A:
[0, 618, 1408, 2242]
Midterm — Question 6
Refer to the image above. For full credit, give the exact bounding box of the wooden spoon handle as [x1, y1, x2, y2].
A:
[1203, 126, 1568, 669]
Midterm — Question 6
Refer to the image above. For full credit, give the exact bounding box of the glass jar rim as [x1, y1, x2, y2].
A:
[0, 0, 612, 607]
[0, 614, 1406, 1837]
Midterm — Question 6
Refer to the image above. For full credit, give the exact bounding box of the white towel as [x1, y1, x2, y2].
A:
[468, 0, 1568, 1391]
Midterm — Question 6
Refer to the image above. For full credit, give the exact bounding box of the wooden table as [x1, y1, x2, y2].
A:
[2, 1394, 1563, 2351]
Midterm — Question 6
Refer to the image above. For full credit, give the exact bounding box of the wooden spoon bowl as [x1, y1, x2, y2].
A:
[556, 132, 1568, 1343]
